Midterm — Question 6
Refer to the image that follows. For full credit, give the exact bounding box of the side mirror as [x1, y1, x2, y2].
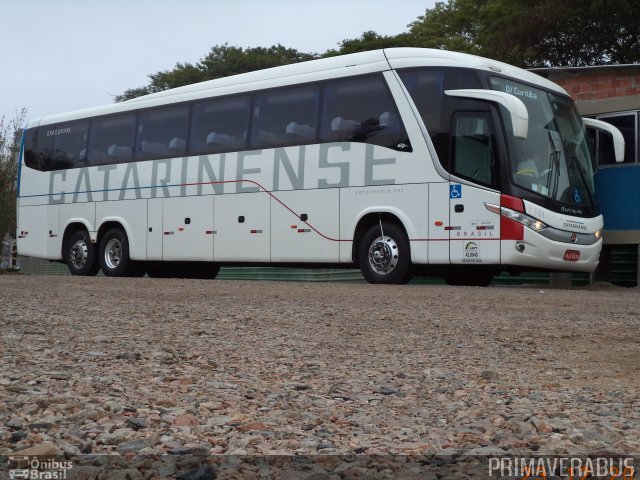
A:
[444, 89, 529, 139]
[582, 117, 625, 163]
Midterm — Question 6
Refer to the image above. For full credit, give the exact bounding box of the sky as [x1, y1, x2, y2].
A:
[1, 0, 437, 125]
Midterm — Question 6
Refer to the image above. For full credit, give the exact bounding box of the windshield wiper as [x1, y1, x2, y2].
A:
[548, 149, 561, 210]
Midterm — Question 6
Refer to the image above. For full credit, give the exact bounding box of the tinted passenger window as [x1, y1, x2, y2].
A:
[251, 86, 319, 148]
[136, 105, 189, 160]
[320, 76, 410, 151]
[24, 128, 53, 171]
[88, 113, 136, 165]
[399, 68, 483, 168]
[190, 96, 250, 154]
[398, 70, 445, 134]
[52, 121, 89, 168]
[23, 122, 89, 171]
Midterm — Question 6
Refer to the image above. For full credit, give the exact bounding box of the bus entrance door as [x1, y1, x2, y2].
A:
[447, 111, 501, 266]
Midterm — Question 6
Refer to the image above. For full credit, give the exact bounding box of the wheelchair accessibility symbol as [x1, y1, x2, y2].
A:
[573, 187, 583, 204]
[450, 184, 462, 199]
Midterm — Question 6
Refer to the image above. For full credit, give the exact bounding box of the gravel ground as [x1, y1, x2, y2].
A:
[1, 275, 639, 477]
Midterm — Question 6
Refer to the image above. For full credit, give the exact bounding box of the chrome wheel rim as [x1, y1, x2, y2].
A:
[70, 239, 88, 269]
[104, 238, 122, 270]
[368, 235, 398, 275]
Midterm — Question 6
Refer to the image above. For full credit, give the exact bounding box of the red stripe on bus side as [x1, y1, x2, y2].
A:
[177, 178, 510, 244]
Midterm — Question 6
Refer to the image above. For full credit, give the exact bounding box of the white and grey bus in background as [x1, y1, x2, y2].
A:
[17, 48, 624, 285]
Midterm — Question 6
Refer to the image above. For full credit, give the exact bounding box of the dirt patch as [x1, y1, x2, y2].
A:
[1, 276, 638, 462]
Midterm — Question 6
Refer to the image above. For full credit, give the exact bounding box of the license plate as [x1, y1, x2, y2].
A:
[563, 250, 580, 261]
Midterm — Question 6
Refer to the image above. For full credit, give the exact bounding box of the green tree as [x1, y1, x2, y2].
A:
[199, 44, 316, 77]
[409, 0, 640, 67]
[0, 109, 27, 237]
[519, 0, 640, 66]
[324, 31, 417, 56]
[116, 44, 317, 101]
[409, 0, 487, 55]
[117, 1, 640, 99]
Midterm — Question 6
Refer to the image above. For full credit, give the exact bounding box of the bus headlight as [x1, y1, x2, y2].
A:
[594, 230, 602, 240]
[485, 203, 548, 232]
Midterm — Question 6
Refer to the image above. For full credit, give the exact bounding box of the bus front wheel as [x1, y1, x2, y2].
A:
[66, 230, 100, 276]
[358, 222, 412, 284]
[99, 228, 134, 277]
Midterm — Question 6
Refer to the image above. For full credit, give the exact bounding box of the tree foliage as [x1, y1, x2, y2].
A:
[115, 44, 317, 101]
[524, 0, 640, 67]
[198, 44, 317, 78]
[116, 0, 640, 100]
[324, 31, 417, 57]
[409, 0, 640, 67]
[0, 109, 27, 236]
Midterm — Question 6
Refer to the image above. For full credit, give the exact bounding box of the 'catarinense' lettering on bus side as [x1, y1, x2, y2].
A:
[46, 144, 397, 204]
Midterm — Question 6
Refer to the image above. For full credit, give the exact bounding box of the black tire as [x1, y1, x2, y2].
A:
[358, 222, 413, 284]
[98, 227, 133, 277]
[66, 230, 100, 276]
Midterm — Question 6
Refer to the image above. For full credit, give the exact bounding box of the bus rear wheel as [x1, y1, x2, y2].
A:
[99, 227, 139, 277]
[66, 230, 100, 276]
[358, 222, 412, 284]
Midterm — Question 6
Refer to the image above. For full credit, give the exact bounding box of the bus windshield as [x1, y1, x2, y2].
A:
[490, 77, 595, 214]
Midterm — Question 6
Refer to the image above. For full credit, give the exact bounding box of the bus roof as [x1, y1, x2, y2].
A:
[28, 48, 567, 128]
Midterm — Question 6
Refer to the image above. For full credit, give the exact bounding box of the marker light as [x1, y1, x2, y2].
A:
[485, 203, 548, 232]
[533, 220, 545, 231]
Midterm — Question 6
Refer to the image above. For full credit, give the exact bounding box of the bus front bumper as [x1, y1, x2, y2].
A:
[501, 231, 601, 273]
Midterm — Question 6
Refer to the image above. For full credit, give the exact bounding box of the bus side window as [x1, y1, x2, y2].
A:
[52, 120, 89, 169]
[136, 105, 189, 161]
[397, 70, 444, 137]
[398, 68, 483, 169]
[250, 86, 319, 148]
[190, 96, 251, 155]
[320, 75, 411, 152]
[452, 112, 498, 187]
[88, 113, 136, 165]
[24, 128, 53, 171]
[25, 122, 89, 171]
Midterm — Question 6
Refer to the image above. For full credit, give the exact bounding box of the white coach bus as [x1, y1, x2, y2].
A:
[17, 48, 624, 285]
